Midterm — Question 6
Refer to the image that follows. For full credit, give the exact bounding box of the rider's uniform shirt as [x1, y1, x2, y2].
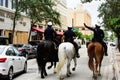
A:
[44, 26, 57, 41]
[64, 29, 76, 43]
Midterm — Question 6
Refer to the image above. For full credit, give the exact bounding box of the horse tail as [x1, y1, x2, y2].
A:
[88, 57, 94, 71]
[55, 46, 66, 73]
[36, 42, 44, 71]
[88, 45, 95, 71]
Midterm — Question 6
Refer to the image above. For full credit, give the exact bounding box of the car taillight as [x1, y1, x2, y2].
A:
[0, 58, 7, 62]
[18, 49, 24, 53]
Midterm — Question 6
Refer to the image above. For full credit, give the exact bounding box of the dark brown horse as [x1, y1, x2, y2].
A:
[87, 42, 104, 79]
[36, 40, 58, 78]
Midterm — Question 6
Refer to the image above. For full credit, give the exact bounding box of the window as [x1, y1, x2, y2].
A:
[0, 0, 3, 6]
[6, 47, 16, 56]
[11, 0, 15, 9]
[13, 47, 20, 56]
[0, 47, 5, 55]
[5, 0, 8, 7]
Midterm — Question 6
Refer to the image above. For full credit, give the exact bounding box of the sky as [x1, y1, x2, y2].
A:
[66, 0, 103, 26]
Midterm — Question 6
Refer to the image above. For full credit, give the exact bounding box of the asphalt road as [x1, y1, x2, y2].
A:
[14, 45, 117, 80]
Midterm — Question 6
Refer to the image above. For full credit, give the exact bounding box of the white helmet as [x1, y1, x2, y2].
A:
[47, 21, 52, 25]
[68, 24, 72, 28]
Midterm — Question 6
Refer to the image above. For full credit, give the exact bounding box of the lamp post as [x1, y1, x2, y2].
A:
[72, 18, 74, 28]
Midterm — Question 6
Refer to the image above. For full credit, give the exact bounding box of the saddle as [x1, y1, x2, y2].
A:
[86, 41, 103, 48]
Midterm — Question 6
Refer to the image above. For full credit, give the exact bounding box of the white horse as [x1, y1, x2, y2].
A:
[54, 42, 77, 80]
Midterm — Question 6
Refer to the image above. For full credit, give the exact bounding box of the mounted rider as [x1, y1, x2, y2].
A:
[44, 21, 57, 48]
[63, 24, 80, 58]
[84, 23, 108, 56]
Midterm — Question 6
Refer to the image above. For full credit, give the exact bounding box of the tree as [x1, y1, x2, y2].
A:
[11, 0, 22, 43]
[21, 0, 61, 41]
[74, 31, 82, 39]
[11, 0, 61, 43]
[80, 0, 120, 51]
[98, 1, 120, 51]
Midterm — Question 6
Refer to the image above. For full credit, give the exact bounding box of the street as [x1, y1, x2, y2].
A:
[14, 45, 117, 80]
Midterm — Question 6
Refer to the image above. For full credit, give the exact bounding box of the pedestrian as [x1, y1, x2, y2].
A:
[63, 24, 80, 58]
[84, 23, 108, 56]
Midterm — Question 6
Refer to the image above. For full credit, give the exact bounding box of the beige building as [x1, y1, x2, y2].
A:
[54, 0, 68, 30]
[0, 1, 31, 44]
[67, 4, 92, 35]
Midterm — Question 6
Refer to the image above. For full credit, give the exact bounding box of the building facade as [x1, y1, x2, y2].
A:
[54, 0, 68, 30]
[67, 3, 92, 35]
[0, 0, 31, 44]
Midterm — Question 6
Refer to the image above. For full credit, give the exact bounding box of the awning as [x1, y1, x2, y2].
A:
[57, 32, 63, 36]
[32, 27, 44, 33]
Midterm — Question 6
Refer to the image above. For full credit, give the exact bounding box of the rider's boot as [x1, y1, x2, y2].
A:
[103, 43, 108, 56]
[104, 48, 108, 56]
[76, 48, 80, 58]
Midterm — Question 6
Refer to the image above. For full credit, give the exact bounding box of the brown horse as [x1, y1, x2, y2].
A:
[87, 42, 104, 79]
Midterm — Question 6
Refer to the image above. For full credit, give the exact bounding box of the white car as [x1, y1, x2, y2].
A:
[0, 45, 27, 80]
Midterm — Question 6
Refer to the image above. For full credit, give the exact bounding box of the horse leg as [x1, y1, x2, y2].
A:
[66, 59, 71, 77]
[72, 57, 77, 71]
[92, 60, 97, 79]
[98, 58, 103, 76]
[43, 63, 47, 76]
[53, 62, 57, 74]
[47, 62, 53, 69]
[41, 66, 45, 78]
[40, 63, 47, 78]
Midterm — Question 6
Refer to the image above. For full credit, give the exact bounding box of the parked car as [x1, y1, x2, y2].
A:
[0, 45, 27, 80]
[28, 40, 41, 47]
[9, 44, 37, 59]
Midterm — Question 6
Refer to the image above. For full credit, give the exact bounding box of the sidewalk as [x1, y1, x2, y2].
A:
[113, 48, 120, 80]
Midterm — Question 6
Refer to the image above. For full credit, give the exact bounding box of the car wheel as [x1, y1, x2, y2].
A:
[7, 68, 13, 80]
[23, 62, 27, 73]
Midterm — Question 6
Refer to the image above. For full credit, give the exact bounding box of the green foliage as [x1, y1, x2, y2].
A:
[74, 31, 82, 39]
[103, 30, 108, 41]
[74, 30, 93, 41]
[110, 33, 116, 41]
[20, 0, 61, 26]
[82, 34, 93, 41]
[81, 0, 120, 51]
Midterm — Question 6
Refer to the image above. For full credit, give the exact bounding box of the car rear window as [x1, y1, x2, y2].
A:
[0, 47, 5, 54]
[13, 44, 23, 48]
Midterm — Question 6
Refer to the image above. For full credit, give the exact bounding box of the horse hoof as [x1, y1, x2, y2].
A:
[67, 74, 70, 77]
[41, 76, 45, 79]
[98, 74, 101, 76]
[72, 68, 75, 71]
[60, 77, 64, 80]
[54, 71, 57, 74]
[69, 72, 72, 74]
[45, 74, 47, 76]
[47, 66, 52, 69]
[93, 76, 97, 80]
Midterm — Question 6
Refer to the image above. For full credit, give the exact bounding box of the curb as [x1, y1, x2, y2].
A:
[113, 49, 120, 80]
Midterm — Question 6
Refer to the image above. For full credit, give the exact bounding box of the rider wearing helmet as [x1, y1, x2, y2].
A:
[44, 21, 57, 49]
[63, 24, 80, 58]
[84, 23, 108, 56]
[44, 21, 57, 41]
